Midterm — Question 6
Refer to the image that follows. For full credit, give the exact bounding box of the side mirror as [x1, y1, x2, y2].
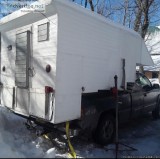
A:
[143, 85, 152, 91]
[152, 84, 160, 89]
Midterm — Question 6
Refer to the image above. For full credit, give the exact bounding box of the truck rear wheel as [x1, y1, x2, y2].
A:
[95, 114, 115, 145]
[152, 98, 160, 119]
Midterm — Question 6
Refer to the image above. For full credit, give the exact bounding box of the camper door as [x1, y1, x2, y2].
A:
[15, 30, 31, 115]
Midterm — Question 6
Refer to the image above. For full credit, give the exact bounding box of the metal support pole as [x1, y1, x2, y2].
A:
[114, 75, 119, 158]
[112, 75, 137, 158]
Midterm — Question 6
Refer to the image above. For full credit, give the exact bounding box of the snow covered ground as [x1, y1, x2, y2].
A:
[0, 106, 160, 158]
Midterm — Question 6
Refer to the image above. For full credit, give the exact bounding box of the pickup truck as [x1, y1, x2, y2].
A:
[70, 72, 160, 145]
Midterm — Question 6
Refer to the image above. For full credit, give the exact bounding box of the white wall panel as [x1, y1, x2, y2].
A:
[0, 0, 153, 124]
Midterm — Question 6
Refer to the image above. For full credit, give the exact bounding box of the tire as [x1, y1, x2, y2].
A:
[152, 98, 160, 119]
[95, 114, 115, 145]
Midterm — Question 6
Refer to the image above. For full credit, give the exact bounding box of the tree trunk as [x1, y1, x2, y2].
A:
[123, 0, 129, 26]
[89, 0, 94, 11]
[134, 0, 142, 32]
[134, 0, 155, 74]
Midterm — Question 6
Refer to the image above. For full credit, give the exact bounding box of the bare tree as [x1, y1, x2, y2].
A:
[96, 0, 136, 28]
[134, 0, 154, 38]
[123, 0, 129, 25]
[97, 0, 115, 19]
[88, 0, 94, 11]
[73, 0, 95, 12]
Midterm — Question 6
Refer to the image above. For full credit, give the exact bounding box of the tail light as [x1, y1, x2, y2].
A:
[45, 86, 54, 93]
[111, 87, 118, 98]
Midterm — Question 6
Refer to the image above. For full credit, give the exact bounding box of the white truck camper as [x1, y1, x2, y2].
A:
[0, 0, 153, 124]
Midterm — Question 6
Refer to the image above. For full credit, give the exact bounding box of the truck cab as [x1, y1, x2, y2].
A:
[73, 73, 160, 145]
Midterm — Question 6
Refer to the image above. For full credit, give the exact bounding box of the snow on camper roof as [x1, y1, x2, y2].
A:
[0, 0, 140, 38]
[0, 0, 153, 66]
[56, 0, 141, 38]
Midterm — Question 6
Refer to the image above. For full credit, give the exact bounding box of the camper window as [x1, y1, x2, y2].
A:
[38, 22, 49, 42]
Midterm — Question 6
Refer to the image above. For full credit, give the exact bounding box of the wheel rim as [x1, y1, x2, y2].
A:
[102, 120, 114, 141]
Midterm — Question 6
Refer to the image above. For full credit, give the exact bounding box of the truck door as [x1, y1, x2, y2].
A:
[143, 88, 157, 113]
[131, 83, 144, 117]
[15, 30, 31, 115]
[138, 74, 157, 113]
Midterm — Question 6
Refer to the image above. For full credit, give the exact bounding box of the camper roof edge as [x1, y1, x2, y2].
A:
[54, 0, 141, 38]
[0, 0, 140, 39]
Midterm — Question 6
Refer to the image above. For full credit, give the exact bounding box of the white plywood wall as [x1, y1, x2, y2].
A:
[0, 0, 153, 124]
[1, 14, 58, 121]
[53, 1, 142, 123]
[31, 15, 57, 89]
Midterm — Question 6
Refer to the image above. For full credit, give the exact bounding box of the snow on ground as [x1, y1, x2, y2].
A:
[0, 106, 54, 158]
[1, 106, 160, 158]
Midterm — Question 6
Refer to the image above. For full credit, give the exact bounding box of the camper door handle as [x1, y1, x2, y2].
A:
[28, 67, 36, 77]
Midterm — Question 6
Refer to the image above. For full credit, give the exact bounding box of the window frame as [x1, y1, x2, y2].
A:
[136, 73, 152, 88]
[38, 22, 49, 42]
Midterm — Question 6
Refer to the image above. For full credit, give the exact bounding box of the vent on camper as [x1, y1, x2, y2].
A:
[15, 31, 30, 88]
